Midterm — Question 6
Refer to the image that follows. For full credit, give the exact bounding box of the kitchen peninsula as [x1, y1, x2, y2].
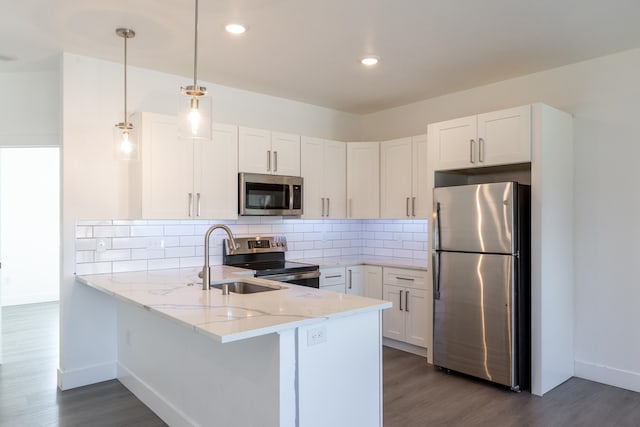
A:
[77, 266, 390, 427]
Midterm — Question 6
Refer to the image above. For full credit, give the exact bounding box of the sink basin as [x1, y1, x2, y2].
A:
[210, 281, 281, 294]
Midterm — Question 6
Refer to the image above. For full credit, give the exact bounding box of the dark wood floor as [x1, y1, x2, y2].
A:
[2, 303, 639, 426]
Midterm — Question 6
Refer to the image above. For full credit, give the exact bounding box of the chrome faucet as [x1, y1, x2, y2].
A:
[199, 224, 238, 292]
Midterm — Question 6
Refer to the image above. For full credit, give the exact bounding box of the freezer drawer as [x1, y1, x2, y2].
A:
[433, 251, 517, 387]
[433, 182, 517, 254]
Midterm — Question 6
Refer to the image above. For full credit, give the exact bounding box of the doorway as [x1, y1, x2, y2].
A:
[0, 147, 60, 307]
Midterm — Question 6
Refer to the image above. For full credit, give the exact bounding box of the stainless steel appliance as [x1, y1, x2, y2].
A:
[238, 173, 303, 216]
[432, 182, 530, 391]
[223, 236, 320, 288]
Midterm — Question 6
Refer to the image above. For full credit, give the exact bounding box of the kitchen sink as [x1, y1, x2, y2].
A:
[210, 281, 281, 294]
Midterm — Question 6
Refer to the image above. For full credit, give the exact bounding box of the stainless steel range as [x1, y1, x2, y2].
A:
[223, 236, 320, 288]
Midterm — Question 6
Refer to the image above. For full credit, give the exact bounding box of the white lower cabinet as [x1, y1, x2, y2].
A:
[346, 265, 383, 299]
[319, 266, 346, 293]
[382, 267, 431, 350]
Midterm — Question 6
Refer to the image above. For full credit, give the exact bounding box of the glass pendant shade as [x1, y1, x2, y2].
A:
[178, 91, 212, 140]
[113, 122, 139, 160]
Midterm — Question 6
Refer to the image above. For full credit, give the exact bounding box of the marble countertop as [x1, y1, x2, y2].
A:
[76, 266, 391, 344]
[294, 256, 428, 271]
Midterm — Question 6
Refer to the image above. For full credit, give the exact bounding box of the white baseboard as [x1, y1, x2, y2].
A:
[383, 338, 429, 362]
[118, 363, 197, 427]
[575, 359, 640, 393]
[57, 361, 116, 390]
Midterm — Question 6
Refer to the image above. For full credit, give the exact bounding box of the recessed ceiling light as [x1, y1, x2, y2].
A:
[225, 24, 247, 34]
[360, 56, 379, 66]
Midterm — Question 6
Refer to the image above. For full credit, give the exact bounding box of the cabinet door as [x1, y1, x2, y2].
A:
[139, 113, 194, 219]
[429, 115, 477, 171]
[271, 131, 300, 176]
[362, 266, 383, 299]
[238, 127, 271, 174]
[347, 142, 379, 219]
[380, 137, 412, 218]
[477, 105, 531, 166]
[300, 137, 324, 218]
[411, 134, 429, 218]
[194, 123, 238, 219]
[404, 288, 430, 348]
[382, 284, 405, 340]
[346, 266, 363, 296]
[323, 140, 346, 218]
[320, 284, 346, 293]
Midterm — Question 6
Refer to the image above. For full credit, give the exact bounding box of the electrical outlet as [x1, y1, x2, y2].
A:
[147, 237, 165, 249]
[307, 325, 327, 346]
[96, 239, 107, 253]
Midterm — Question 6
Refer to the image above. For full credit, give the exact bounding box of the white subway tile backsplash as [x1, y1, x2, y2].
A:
[130, 225, 164, 237]
[75, 218, 428, 274]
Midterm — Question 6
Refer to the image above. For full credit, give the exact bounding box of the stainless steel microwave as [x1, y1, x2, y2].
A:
[239, 173, 303, 216]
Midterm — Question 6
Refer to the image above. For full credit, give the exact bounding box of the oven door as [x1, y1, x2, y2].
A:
[259, 270, 320, 288]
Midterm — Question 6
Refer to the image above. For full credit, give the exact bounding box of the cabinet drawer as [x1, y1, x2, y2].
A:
[320, 267, 346, 286]
[383, 267, 429, 290]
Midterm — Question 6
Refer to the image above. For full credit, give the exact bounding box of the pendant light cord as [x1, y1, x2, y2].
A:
[193, 0, 199, 88]
[124, 30, 128, 122]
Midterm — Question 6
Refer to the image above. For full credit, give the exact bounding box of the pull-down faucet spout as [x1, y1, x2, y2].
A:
[200, 224, 238, 292]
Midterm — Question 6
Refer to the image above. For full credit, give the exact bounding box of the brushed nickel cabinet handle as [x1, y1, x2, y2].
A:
[267, 150, 271, 171]
[399, 290, 403, 311]
[412, 197, 416, 217]
[405, 290, 410, 312]
[196, 192, 201, 217]
[479, 137, 485, 163]
[470, 139, 476, 163]
[406, 197, 410, 217]
[188, 193, 193, 217]
[327, 197, 330, 217]
[274, 151, 278, 172]
[321, 197, 326, 217]
[348, 269, 353, 289]
[396, 276, 415, 281]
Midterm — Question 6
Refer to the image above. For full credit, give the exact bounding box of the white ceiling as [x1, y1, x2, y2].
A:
[1, 0, 639, 114]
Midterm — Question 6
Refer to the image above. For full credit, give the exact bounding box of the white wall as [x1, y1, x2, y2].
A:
[356, 49, 640, 392]
[59, 53, 361, 389]
[0, 71, 60, 147]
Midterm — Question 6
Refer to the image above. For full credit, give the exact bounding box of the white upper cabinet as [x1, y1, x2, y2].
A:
[238, 127, 300, 176]
[347, 142, 380, 219]
[130, 113, 238, 220]
[301, 137, 346, 219]
[380, 134, 428, 218]
[429, 105, 531, 171]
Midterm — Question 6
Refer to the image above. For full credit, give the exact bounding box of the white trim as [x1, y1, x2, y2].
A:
[118, 363, 197, 427]
[383, 338, 428, 360]
[57, 361, 116, 390]
[1, 293, 59, 307]
[575, 360, 640, 393]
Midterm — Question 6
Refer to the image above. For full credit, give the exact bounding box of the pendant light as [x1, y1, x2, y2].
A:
[179, 0, 212, 140]
[114, 28, 138, 160]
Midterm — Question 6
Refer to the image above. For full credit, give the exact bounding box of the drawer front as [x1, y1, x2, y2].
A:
[320, 266, 346, 286]
[383, 267, 429, 291]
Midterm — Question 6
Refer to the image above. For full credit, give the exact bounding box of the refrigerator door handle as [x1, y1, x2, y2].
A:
[433, 251, 441, 300]
[434, 201, 441, 250]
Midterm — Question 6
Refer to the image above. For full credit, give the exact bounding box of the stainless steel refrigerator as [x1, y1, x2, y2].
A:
[432, 182, 530, 391]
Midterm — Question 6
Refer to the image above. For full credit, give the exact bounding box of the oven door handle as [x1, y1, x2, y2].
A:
[259, 270, 320, 282]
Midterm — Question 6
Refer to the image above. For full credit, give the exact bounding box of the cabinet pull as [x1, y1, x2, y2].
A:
[396, 276, 415, 281]
[348, 269, 352, 289]
[188, 193, 193, 217]
[321, 197, 326, 217]
[327, 198, 330, 217]
[479, 137, 484, 163]
[267, 150, 271, 171]
[412, 197, 416, 217]
[274, 151, 278, 172]
[470, 139, 476, 163]
[196, 193, 201, 217]
[406, 197, 410, 217]
[399, 290, 403, 311]
[325, 275, 342, 279]
[405, 290, 410, 312]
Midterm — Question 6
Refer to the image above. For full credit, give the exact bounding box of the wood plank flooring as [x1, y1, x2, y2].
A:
[2, 302, 639, 426]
